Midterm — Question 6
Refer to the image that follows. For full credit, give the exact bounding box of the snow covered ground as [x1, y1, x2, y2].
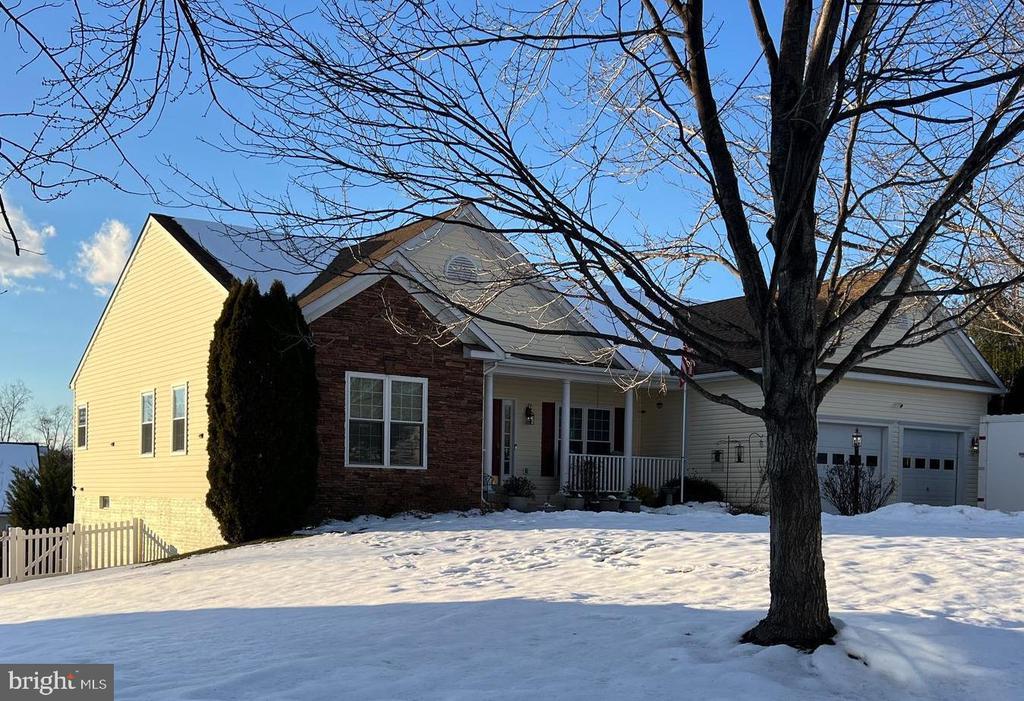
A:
[2, 504, 1023, 700]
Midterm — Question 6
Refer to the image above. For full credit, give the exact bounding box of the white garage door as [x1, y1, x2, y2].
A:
[816, 424, 885, 515]
[901, 429, 959, 506]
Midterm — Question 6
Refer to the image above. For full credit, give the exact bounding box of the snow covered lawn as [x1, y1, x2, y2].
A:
[2, 504, 1023, 700]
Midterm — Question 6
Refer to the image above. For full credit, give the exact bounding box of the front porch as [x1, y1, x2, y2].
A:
[564, 454, 682, 494]
[481, 361, 686, 503]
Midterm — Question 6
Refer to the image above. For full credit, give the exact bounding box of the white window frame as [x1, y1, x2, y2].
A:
[345, 371, 428, 470]
[557, 404, 615, 455]
[76, 404, 88, 450]
[170, 383, 188, 455]
[140, 390, 156, 457]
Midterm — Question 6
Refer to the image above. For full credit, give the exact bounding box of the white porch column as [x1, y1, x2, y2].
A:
[560, 378, 571, 487]
[680, 383, 689, 504]
[623, 387, 635, 492]
[483, 371, 495, 490]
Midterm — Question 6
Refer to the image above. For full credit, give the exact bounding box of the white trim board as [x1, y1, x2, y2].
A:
[689, 367, 999, 394]
[300, 253, 506, 357]
[344, 371, 429, 470]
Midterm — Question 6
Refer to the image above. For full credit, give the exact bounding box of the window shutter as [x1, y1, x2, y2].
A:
[614, 407, 625, 453]
[541, 402, 556, 476]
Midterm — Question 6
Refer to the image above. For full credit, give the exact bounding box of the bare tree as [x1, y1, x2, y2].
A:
[0, 0, 220, 257]
[13, 0, 1024, 649]
[154, 0, 1024, 648]
[0, 380, 32, 441]
[33, 404, 72, 453]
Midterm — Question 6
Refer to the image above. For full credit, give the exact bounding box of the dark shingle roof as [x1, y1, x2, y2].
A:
[152, 213, 317, 293]
[297, 206, 462, 303]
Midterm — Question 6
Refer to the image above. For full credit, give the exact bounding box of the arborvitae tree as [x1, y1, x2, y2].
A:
[6, 449, 73, 529]
[206, 279, 318, 543]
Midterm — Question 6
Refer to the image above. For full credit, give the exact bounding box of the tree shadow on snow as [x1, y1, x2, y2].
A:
[1, 600, 1020, 700]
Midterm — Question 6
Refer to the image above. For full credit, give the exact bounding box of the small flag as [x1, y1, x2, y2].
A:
[680, 344, 696, 387]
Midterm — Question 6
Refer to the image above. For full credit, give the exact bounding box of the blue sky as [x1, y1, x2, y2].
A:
[0, 1, 771, 415]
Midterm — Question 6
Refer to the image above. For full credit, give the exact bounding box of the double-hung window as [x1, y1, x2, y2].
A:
[171, 385, 188, 454]
[76, 405, 88, 449]
[559, 406, 613, 455]
[140, 391, 155, 456]
[346, 372, 427, 469]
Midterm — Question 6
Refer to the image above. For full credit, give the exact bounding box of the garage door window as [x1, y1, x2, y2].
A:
[944, 459, 955, 470]
[915, 457, 926, 469]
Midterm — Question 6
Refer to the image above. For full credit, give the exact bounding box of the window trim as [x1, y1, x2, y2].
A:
[556, 404, 616, 455]
[170, 383, 188, 455]
[76, 403, 88, 450]
[140, 390, 156, 457]
[344, 371, 428, 470]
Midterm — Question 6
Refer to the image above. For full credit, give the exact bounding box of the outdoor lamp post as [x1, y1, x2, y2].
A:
[851, 427, 863, 514]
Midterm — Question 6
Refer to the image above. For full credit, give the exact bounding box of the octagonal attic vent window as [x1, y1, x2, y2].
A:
[445, 254, 479, 283]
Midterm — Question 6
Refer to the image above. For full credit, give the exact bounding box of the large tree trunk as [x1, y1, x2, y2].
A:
[742, 206, 837, 647]
[742, 397, 836, 648]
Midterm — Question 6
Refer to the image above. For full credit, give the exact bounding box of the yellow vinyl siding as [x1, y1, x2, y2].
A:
[491, 375, 671, 493]
[857, 329, 974, 378]
[834, 311, 976, 379]
[407, 222, 598, 360]
[71, 218, 227, 552]
[678, 376, 989, 506]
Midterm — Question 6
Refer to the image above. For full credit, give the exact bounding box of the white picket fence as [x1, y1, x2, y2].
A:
[0, 519, 174, 585]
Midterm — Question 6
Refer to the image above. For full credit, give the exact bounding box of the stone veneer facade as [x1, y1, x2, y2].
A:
[309, 277, 484, 520]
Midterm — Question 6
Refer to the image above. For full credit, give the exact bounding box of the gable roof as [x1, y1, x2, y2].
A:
[680, 285, 1003, 390]
[298, 204, 633, 370]
[298, 206, 461, 304]
[71, 213, 319, 388]
[152, 214, 316, 293]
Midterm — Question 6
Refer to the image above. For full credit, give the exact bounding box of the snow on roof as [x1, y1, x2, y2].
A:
[565, 282, 695, 374]
[162, 215, 319, 294]
[0, 442, 40, 514]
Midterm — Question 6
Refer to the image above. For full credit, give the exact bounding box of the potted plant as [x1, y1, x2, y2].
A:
[562, 483, 585, 510]
[620, 494, 642, 513]
[598, 493, 620, 512]
[659, 478, 681, 506]
[504, 475, 535, 512]
[628, 482, 658, 508]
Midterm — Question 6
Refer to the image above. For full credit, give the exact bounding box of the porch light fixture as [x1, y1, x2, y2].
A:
[851, 427, 863, 449]
[970, 435, 980, 455]
[735, 444, 744, 463]
[524, 404, 535, 425]
[713, 449, 722, 463]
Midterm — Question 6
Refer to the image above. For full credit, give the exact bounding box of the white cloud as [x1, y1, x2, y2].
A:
[0, 197, 56, 292]
[76, 219, 131, 295]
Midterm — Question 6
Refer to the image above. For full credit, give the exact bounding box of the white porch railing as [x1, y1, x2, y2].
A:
[567, 454, 682, 494]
